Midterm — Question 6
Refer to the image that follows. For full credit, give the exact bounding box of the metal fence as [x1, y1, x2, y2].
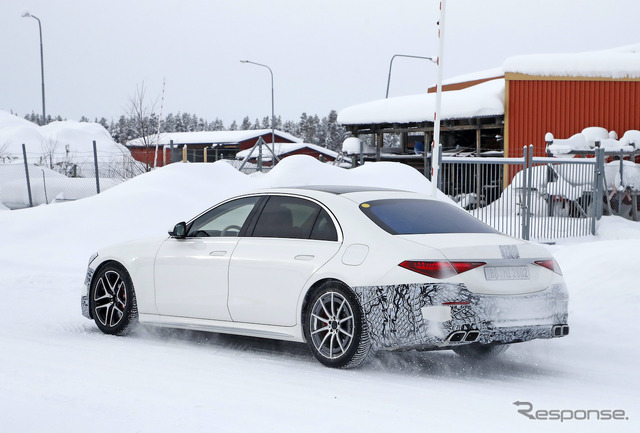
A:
[440, 146, 608, 241]
[0, 142, 143, 210]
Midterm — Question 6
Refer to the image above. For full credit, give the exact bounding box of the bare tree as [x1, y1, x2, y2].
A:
[127, 82, 159, 171]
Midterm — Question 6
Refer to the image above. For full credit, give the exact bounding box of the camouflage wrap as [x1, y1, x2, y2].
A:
[351, 282, 569, 351]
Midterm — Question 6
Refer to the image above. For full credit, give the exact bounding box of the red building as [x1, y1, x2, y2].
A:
[504, 49, 640, 158]
[126, 129, 302, 168]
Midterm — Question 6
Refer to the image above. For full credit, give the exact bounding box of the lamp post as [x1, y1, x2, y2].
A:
[385, 54, 436, 98]
[22, 12, 46, 125]
[240, 60, 278, 170]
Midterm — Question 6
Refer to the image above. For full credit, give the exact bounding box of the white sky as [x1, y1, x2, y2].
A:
[2, 0, 638, 126]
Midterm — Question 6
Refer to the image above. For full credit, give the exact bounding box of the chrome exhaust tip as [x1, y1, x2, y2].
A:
[465, 330, 480, 342]
[552, 324, 569, 337]
[446, 331, 467, 343]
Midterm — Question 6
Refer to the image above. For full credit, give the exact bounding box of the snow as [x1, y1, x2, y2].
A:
[0, 156, 638, 432]
[342, 136, 377, 155]
[547, 127, 639, 155]
[126, 129, 302, 147]
[0, 110, 139, 179]
[503, 44, 640, 78]
[441, 67, 504, 86]
[338, 79, 505, 125]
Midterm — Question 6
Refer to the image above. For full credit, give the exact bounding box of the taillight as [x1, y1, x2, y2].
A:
[534, 259, 563, 275]
[399, 260, 485, 279]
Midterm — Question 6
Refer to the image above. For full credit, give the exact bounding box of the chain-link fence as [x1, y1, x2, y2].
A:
[440, 146, 616, 241]
[0, 142, 144, 209]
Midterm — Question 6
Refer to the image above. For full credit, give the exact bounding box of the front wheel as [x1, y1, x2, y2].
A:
[90, 263, 138, 335]
[303, 282, 372, 369]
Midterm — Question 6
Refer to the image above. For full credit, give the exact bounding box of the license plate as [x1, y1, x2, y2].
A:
[484, 266, 530, 281]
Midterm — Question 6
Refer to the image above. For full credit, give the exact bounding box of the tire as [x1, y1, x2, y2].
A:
[453, 343, 510, 359]
[89, 263, 138, 335]
[303, 282, 372, 369]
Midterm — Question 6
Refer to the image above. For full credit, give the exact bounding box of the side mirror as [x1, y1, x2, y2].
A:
[169, 221, 187, 238]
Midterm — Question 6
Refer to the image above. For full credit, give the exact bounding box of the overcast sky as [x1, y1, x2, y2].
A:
[2, 0, 638, 126]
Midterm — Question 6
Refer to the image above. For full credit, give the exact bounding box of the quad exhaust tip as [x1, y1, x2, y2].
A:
[446, 330, 480, 343]
[552, 324, 570, 337]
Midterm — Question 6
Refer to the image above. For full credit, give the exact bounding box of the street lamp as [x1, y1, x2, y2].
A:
[240, 60, 278, 170]
[385, 54, 436, 98]
[22, 12, 46, 125]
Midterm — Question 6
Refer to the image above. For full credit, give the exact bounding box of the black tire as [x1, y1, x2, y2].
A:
[303, 282, 372, 369]
[89, 263, 138, 335]
[453, 343, 509, 359]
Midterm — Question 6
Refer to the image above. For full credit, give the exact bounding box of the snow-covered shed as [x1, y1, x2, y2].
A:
[235, 142, 347, 166]
[126, 129, 302, 167]
[338, 70, 505, 171]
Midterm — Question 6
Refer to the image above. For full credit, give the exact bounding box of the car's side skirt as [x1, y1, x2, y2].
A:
[139, 313, 305, 342]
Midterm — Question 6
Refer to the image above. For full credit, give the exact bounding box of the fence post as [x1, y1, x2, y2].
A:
[591, 146, 605, 235]
[521, 145, 532, 241]
[182, 145, 187, 163]
[22, 144, 34, 207]
[437, 145, 443, 190]
[93, 140, 100, 194]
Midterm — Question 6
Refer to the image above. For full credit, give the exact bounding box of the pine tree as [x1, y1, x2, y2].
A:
[240, 116, 252, 130]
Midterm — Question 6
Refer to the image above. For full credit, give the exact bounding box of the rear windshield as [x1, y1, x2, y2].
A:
[360, 199, 498, 235]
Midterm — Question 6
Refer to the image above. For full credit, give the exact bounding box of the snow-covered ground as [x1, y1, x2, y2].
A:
[1, 157, 637, 432]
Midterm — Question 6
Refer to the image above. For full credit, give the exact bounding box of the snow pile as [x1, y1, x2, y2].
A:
[338, 79, 505, 125]
[0, 110, 139, 178]
[342, 136, 376, 155]
[503, 44, 640, 79]
[546, 127, 639, 156]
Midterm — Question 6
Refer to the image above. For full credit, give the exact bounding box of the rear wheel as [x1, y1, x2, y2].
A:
[90, 263, 138, 335]
[453, 343, 509, 359]
[303, 282, 372, 368]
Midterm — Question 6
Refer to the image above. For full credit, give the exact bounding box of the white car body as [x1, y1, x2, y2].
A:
[82, 186, 568, 366]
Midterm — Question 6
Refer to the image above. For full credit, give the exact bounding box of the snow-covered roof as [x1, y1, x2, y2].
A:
[127, 129, 302, 147]
[236, 142, 340, 161]
[503, 44, 640, 79]
[441, 67, 504, 86]
[338, 79, 505, 125]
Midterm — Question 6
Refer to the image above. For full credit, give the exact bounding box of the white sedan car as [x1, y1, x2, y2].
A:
[81, 186, 569, 368]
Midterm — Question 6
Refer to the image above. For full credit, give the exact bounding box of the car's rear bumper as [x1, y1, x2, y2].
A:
[352, 282, 569, 351]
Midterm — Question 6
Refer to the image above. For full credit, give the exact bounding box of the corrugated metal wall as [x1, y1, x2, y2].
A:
[506, 77, 640, 157]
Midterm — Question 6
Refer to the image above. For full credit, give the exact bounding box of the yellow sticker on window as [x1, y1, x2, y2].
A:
[361, 203, 370, 208]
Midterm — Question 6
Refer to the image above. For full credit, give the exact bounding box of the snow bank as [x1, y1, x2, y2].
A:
[0, 110, 139, 178]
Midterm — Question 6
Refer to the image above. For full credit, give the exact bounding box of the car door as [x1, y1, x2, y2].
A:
[228, 195, 342, 326]
[154, 196, 262, 320]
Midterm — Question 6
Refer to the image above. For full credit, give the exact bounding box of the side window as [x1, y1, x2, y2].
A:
[310, 209, 338, 241]
[253, 196, 323, 239]
[187, 196, 261, 237]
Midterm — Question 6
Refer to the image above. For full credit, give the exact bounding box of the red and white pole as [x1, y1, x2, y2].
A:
[431, 0, 446, 197]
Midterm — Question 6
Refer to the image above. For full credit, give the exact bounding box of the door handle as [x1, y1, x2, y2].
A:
[295, 255, 314, 261]
[209, 251, 227, 256]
